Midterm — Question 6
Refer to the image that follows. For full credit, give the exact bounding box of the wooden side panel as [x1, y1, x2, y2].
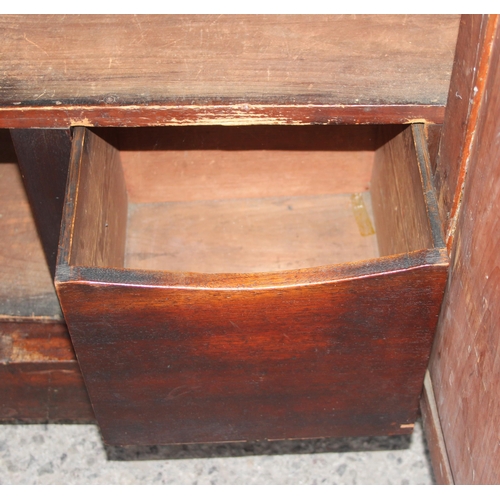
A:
[122, 150, 375, 203]
[116, 124, 386, 204]
[10, 129, 71, 278]
[0, 140, 62, 319]
[0, 321, 94, 422]
[433, 15, 499, 247]
[68, 128, 128, 269]
[57, 252, 448, 446]
[0, 15, 459, 127]
[371, 126, 436, 257]
[420, 371, 454, 485]
[429, 20, 500, 484]
[424, 124, 442, 173]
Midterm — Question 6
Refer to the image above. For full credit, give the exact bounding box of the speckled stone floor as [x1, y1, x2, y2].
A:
[0, 420, 434, 484]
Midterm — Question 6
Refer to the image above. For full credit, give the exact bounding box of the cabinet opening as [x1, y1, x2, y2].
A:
[69, 124, 410, 274]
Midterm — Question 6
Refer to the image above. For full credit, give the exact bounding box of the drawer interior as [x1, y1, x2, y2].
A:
[70, 125, 409, 274]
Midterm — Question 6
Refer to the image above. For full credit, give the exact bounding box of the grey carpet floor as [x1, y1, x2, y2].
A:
[0, 419, 434, 484]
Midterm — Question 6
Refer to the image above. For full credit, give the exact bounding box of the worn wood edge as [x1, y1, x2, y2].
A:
[0, 361, 95, 424]
[0, 320, 95, 423]
[445, 15, 500, 251]
[0, 315, 64, 324]
[56, 127, 85, 271]
[433, 15, 486, 241]
[55, 247, 449, 290]
[411, 124, 446, 250]
[0, 104, 446, 128]
[421, 371, 455, 484]
[424, 124, 443, 171]
[0, 321, 73, 363]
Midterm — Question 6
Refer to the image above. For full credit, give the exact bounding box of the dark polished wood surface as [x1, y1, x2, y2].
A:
[0, 320, 94, 423]
[11, 129, 72, 279]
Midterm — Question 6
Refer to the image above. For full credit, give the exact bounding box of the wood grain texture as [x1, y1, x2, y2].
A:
[420, 371, 454, 484]
[122, 150, 375, 204]
[0, 104, 448, 128]
[0, 15, 459, 127]
[126, 193, 379, 273]
[433, 15, 499, 248]
[429, 20, 500, 484]
[10, 129, 71, 278]
[117, 125, 384, 204]
[0, 320, 94, 422]
[57, 250, 448, 446]
[0, 146, 61, 319]
[68, 128, 128, 269]
[371, 125, 442, 257]
[424, 124, 442, 174]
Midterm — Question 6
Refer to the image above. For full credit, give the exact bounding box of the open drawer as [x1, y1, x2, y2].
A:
[55, 124, 448, 446]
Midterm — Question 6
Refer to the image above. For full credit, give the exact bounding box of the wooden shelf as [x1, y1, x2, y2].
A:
[0, 15, 460, 127]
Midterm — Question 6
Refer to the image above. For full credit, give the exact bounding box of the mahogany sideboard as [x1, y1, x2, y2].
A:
[1, 15, 499, 484]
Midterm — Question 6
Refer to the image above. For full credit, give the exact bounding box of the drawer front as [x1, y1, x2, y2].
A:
[58, 257, 446, 445]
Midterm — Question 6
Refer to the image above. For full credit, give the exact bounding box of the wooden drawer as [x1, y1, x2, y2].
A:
[55, 124, 448, 446]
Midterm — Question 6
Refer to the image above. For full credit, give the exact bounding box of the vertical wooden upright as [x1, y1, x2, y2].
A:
[10, 129, 72, 278]
[428, 14, 500, 484]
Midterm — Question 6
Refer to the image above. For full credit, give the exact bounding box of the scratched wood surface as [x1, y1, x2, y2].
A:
[0, 15, 459, 127]
[0, 321, 93, 423]
[433, 15, 499, 248]
[429, 18, 500, 484]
